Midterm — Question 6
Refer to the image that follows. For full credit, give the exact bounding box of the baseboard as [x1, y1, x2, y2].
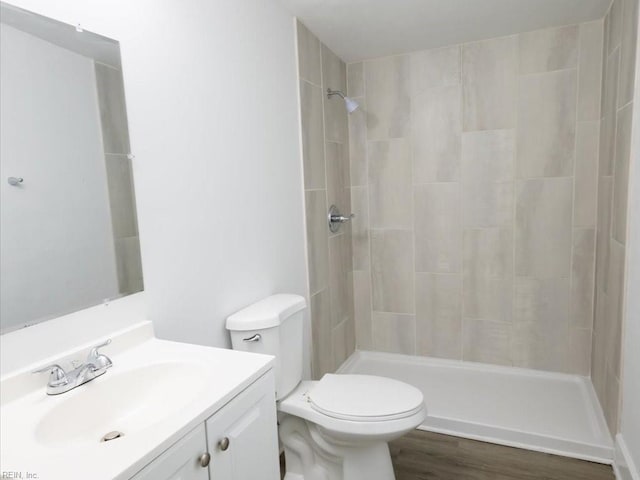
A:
[614, 435, 640, 480]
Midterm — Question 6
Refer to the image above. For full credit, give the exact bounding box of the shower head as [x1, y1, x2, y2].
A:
[327, 88, 359, 113]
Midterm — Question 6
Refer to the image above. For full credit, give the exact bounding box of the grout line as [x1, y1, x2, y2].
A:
[586, 16, 606, 379]
[407, 53, 418, 356]
[363, 60, 375, 351]
[511, 41, 519, 368]
[301, 76, 323, 90]
[458, 44, 465, 362]
[568, 22, 583, 373]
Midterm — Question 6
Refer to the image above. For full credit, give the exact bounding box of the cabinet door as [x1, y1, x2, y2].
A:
[131, 424, 210, 480]
[206, 371, 279, 480]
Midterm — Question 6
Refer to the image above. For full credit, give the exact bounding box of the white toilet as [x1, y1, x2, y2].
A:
[226, 294, 427, 480]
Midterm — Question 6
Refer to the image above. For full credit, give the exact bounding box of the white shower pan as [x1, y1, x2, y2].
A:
[338, 351, 613, 464]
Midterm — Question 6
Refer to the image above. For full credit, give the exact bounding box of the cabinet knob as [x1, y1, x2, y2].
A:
[219, 437, 230, 451]
[199, 452, 211, 468]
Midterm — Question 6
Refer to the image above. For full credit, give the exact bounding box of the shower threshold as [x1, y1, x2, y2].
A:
[337, 350, 613, 464]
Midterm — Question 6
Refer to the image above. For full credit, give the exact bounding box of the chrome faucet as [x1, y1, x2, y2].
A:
[32, 339, 113, 395]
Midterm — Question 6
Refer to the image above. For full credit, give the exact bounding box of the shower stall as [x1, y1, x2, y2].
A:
[295, 0, 636, 466]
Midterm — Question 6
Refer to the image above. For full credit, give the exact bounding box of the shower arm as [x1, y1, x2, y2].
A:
[327, 88, 346, 99]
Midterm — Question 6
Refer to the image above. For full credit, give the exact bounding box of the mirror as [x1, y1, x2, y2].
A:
[0, 3, 143, 334]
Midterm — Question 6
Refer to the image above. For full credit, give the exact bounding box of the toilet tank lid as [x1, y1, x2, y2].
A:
[225, 294, 307, 331]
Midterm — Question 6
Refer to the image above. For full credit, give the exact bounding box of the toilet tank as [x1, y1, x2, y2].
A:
[226, 294, 306, 400]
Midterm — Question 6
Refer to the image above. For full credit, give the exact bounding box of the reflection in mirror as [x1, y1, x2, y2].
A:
[0, 3, 143, 333]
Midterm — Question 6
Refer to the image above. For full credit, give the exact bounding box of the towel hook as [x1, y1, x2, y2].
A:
[7, 177, 23, 186]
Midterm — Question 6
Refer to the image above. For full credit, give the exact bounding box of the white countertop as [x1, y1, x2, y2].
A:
[0, 312, 274, 479]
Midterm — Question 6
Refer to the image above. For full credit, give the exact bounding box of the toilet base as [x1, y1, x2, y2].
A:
[280, 415, 396, 480]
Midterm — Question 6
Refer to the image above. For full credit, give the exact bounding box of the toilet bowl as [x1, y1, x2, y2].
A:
[226, 294, 426, 480]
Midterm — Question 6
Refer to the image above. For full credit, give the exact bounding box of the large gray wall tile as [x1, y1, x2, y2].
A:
[329, 233, 351, 327]
[310, 289, 332, 379]
[613, 103, 632, 244]
[591, 296, 607, 399]
[574, 121, 600, 227]
[351, 186, 370, 271]
[412, 85, 462, 183]
[365, 55, 411, 139]
[416, 273, 462, 359]
[607, 0, 623, 54]
[605, 240, 625, 373]
[300, 80, 326, 189]
[371, 229, 414, 313]
[332, 318, 349, 370]
[322, 45, 347, 143]
[348, 97, 368, 186]
[462, 181, 513, 228]
[571, 228, 596, 329]
[347, 62, 364, 97]
[462, 319, 513, 365]
[515, 178, 573, 278]
[305, 190, 329, 295]
[296, 21, 321, 85]
[461, 130, 515, 183]
[513, 277, 570, 372]
[463, 228, 513, 322]
[596, 176, 613, 293]
[516, 69, 577, 178]
[415, 183, 461, 273]
[461, 130, 515, 227]
[618, 0, 638, 107]
[462, 36, 517, 131]
[372, 312, 416, 354]
[604, 366, 621, 433]
[353, 270, 372, 349]
[578, 21, 604, 121]
[570, 327, 592, 375]
[599, 113, 616, 177]
[410, 45, 461, 95]
[326, 142, 349, 214]
[368, 139, 412, 229]
[518, 25, 578, 74]
[603, 48, 621, 119]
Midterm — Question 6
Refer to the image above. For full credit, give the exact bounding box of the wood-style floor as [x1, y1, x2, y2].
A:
[389, 430, 615, 480]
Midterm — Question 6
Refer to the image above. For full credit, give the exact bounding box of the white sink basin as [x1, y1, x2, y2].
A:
[35, 362, 208, 447]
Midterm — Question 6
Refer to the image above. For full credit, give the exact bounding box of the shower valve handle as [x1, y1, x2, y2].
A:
[328, 205, 355, 233]
[331, 213, 355, 223]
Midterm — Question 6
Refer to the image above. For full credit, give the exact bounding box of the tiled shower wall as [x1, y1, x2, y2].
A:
[94, 62, 144, 295]
[348, 21, 605, 374]
[297, 22, 356, 379]
[592, 0, 638, 434]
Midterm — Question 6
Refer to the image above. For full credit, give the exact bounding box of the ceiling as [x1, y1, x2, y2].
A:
[279, 0, 612, 63]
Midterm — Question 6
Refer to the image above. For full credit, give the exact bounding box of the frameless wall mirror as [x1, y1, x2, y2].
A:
[0, 3, 143, 334]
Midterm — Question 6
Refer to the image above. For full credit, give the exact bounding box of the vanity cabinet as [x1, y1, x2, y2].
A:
[206, 371, 280, 479]
[131, 371, 279, 480]
[131, 424, 209, 480]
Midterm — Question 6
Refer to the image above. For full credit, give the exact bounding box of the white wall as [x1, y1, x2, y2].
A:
[618, 11, 640, 477]
[1, 1, 309, 360]
[0, 23, 119, 332]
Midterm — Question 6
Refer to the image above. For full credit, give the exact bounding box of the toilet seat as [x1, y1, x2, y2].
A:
[309, 374, 424, 422]
[279, 376, 427, 440]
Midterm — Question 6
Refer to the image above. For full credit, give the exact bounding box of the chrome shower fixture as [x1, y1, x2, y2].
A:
[327, 88, 359, 113]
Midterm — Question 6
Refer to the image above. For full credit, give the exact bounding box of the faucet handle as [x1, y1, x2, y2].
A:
[32, 364, 69, 387]
[87, 339, 113, 370]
